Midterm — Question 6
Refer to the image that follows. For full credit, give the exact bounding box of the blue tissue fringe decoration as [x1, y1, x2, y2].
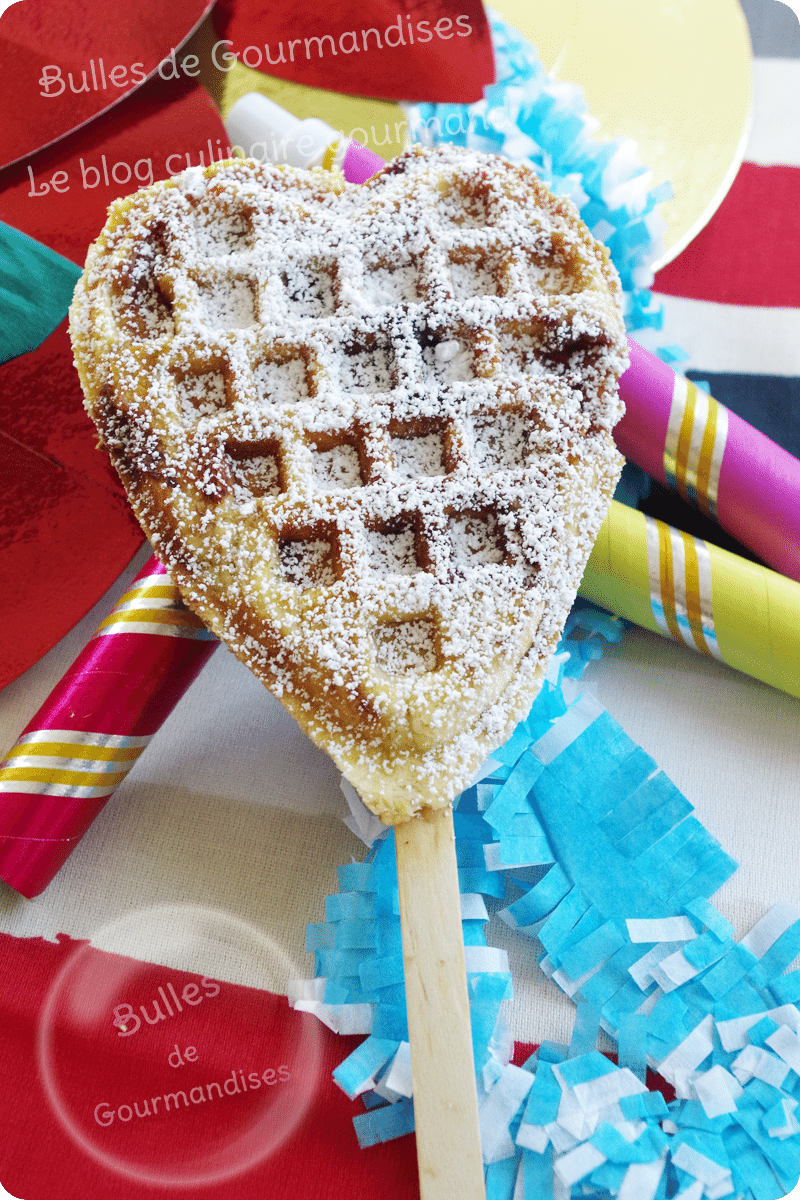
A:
[655, 345, 691, 366]
[403, 10, 671, 335]
[292, 603, 800, 1198]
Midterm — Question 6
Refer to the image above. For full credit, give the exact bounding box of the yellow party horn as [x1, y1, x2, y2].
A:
[579, 500, 800, 700]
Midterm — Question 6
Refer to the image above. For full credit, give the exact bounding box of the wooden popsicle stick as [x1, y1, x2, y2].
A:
[395, 805, 486, 1200]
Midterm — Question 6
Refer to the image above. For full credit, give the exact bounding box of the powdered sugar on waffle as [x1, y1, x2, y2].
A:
[70, 145, 628, 822]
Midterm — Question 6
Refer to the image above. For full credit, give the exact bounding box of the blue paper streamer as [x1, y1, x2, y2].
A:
[353, 1097, 415, 1149]
[484, 1155, 519, 1200]
[617, 1013, 648, 1084]
[569, 1003, 603, 1059]
[500, 863, 571, 930]
[521, 1059, 562, 1126]
[293, 603, 800, 1198]
[333, 1037, 400, 1100]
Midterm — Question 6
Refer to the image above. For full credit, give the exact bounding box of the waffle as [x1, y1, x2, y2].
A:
[69, 144, 628, 823]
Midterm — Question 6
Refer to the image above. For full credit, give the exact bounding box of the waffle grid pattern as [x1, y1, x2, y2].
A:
[71, 146, 628, 820]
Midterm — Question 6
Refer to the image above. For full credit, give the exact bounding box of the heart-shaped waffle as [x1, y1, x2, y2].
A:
[70, 145, 628, 822]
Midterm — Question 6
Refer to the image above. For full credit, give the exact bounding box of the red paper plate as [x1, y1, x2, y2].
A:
[0, 75, 228, 264]
[0, 78, 230, 688]
[0, 375, 143, 691]
[0, 0, 214, 171]
[214, 0, 494, 102]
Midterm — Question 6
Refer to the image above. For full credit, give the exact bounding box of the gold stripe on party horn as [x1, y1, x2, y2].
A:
[663, 376, 728, 520]
[0, 557, 219, 897]
[0, 731, 152, 797]
[579, 500, 800, 700]
[645, 518, 722, 660]
[94, 572, 215, 639]
[3, 741, 145, 764]
[617, 341, 800, 582]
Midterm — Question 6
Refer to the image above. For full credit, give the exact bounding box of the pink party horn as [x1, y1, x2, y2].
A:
[616, 339, 800, 582]
[223, 92, 386, 183]
[0, 557, 217, 898]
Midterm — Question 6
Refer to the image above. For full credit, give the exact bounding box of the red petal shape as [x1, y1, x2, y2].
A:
[655, 163, 800, 309]
[0, 417, 143, 689]
[0, 928, 539, 1200]
[0, 0, 214, 170]
[215, 0, 494, 103]
[0, 76, 230, 265]
[0, 79, 231, 685]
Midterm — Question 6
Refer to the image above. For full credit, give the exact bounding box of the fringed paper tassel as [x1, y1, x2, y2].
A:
[291, 607, 800, 1198]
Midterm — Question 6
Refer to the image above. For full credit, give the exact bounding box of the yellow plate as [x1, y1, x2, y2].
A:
[212, 0, 752, 268]
[501, 0, 752, 267]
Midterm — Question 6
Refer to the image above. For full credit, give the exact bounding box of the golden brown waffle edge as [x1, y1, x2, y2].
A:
[69, 144, 628, 823]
